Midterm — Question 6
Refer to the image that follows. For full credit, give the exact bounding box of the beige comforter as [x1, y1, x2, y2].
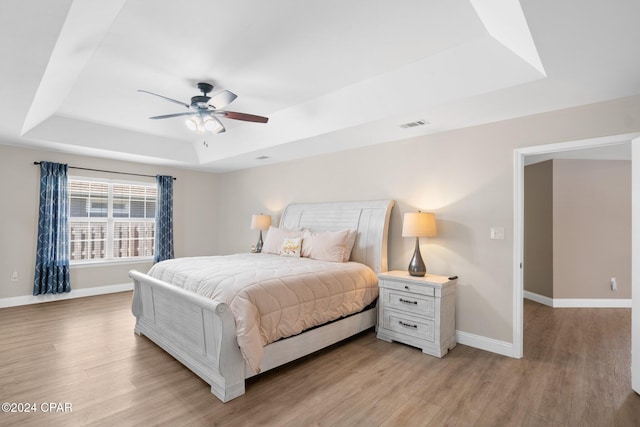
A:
[147, 253, 378, 373]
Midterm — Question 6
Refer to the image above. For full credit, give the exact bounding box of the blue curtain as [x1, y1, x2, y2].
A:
[34, 162, 70, 295]
[154, 175, 174, 262]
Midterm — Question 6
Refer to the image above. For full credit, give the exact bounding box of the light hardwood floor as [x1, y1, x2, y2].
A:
[1, 293, 638, 426]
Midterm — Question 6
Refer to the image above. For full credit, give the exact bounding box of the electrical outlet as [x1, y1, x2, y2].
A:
[610, 277, 617, 291]
[11, 271, 18, 282]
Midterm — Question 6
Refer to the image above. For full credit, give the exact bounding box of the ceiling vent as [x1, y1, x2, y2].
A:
[400, 120, 428, 129]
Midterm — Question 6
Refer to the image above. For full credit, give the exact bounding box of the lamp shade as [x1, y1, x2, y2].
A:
[250, 214, 272, 230]
[402, 212, 437, 238]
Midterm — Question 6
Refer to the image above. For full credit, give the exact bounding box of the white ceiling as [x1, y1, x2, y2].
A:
[1, 0, 639, 172]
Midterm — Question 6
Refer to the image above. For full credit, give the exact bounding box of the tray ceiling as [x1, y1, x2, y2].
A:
[1, 0, 639, 171]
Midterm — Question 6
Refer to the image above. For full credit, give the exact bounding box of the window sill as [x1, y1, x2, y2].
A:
[70, 258, 154, 269]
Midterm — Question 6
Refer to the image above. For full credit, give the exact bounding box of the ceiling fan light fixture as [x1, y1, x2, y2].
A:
[140, 82, 268, 134]
[185, 117, 199, 131]
[203, 117, 223, 133]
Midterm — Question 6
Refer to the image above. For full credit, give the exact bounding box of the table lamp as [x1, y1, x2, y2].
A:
[402, 211, 437, 277]
[251, 214, 272, 253]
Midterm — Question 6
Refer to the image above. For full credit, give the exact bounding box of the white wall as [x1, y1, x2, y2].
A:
[216, 95, 640, 345]
[524, 159, 631, 300]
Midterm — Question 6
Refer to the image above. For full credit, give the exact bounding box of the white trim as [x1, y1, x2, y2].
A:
[456, 330, 514, 358]
[553, 298, 632, 308]
[68, 174, 155, 186]
[513, 149, 524, 358]
[71, 258, 152, 268]
[524, 291, 631, 308]
[515, 133, 639, 157]
[68, 176, 156, 263]
[523, 290, 553, 307]
[632, 136, 640, 393]
[0, 283, 133, 308]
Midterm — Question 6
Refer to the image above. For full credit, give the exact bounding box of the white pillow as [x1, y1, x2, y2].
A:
[262, 226, 302, 254]
[301, 229, 350, 262]
[280, 237, 302, 257]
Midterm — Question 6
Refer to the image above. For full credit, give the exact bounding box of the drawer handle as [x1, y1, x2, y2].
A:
[399, 321, 418, 329]
[399, 298, 418, 305]
[404, 285, 409, 290]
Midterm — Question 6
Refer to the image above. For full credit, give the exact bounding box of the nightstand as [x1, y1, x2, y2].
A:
[377, 270, 457, 357]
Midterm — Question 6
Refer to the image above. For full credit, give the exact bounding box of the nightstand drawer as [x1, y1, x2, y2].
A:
[377, 271, 456, 358]
[379, 279, 435, 297]
[382, 289, 435, 317]
[383, 310, 435, 342]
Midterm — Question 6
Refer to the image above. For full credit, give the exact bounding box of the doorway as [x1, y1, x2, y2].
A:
[513, 132, 640, 393]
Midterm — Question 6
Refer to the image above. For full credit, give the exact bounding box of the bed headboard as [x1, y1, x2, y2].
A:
[279, 200, 395, 274]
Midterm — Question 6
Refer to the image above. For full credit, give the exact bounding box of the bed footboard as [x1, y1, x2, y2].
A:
[129, 270, 246, 402]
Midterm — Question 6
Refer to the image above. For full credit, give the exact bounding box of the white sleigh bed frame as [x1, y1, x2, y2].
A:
[129, 199, 394, 402]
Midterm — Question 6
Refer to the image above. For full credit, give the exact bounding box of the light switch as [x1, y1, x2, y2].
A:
[490, 227, 505, 240]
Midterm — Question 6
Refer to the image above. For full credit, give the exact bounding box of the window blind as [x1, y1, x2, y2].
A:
[68, 178, 157, 262]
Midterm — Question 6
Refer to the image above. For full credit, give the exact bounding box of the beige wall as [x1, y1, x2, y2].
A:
[553, 159, 631, 298]
[524, 159, 631, 300]
[2, 94, 640, 345]
[216, 95, 640, 343]
[0, 144, 219, 299]
[524, 160, 554, 298]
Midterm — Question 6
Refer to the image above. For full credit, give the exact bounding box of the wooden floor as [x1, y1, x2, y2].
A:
[1, 293, 638, 427]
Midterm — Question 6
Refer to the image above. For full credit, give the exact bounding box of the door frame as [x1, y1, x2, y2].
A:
[513, 133, 639, 392]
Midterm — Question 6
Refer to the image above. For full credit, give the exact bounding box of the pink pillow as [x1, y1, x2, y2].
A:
[301, 229, 350, 262]
[262, 226, 302, 254]
[343, 230, 358, 262]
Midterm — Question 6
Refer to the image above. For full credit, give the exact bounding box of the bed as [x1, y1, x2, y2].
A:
[129, 199, 394, 402]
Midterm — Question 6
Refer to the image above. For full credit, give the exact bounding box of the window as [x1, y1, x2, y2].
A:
[68, 177, 157, 263]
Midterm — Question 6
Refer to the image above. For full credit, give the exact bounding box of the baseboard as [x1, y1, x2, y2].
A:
[552, 298, 632, 308]
[0, 283, 133, 308]
[523, 290, 553, 307]
[524, 290, 631, 308]
[456, 330, 515, 358]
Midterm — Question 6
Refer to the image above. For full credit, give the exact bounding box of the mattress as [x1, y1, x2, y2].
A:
[147, 253, 379, 373]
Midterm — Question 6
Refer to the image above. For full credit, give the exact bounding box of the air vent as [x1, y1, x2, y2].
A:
[256, 155, 270, 160]
[400, 120, 428, 129]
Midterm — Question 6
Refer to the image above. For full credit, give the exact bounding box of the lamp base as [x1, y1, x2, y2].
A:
[255, 230, 264, 253]
[408, 237, 426, 277]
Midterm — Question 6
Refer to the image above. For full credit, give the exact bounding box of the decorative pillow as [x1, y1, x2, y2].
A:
[301, 229, 350, 262]
[342, 230, 358, 262]
[262, 226, 302, 254]
[280, 237, 302, 257]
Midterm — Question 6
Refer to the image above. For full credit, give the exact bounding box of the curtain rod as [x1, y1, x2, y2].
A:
[33, 162, 176, 180]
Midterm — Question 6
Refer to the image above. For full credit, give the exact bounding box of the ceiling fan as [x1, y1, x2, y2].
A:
[138, 82, 268, 134]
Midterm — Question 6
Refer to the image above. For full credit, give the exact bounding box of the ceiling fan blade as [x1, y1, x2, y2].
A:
[220, 111, 269, 123]
[208, 90, 238, 109]
[138, 90, 190, 109]
[149, 112, 198, 120]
